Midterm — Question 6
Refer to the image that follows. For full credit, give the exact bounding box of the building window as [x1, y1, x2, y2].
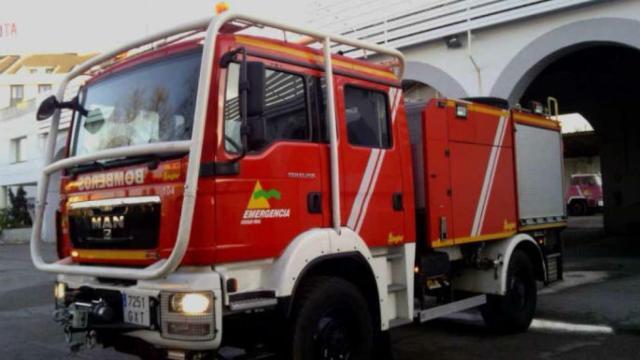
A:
[45, 67, 54, 74]
[11, 137, 27, 163]
[344, 86, 391, 148]
[10, 85, 24, 106]
[38, 84, 52, 93]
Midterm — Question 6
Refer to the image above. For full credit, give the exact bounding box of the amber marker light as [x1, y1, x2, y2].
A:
[215, 1, 230, 15]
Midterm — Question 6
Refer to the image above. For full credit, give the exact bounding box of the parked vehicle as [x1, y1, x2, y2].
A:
[566, 173, 603, 216]
[31, 12, 566, 360]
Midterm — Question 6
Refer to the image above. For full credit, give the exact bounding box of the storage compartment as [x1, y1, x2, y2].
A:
[407, 99, 518, 248]
[512, 111, 566, 227]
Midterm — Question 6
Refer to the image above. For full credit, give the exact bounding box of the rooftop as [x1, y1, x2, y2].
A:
[0, 53, 96, 75]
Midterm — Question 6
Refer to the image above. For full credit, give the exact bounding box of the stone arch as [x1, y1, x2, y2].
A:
[491, 17, 640, 104]
[403, 60, 468, 98]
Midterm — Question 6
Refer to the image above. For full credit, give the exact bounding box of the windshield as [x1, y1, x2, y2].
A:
[72, 50, 202, 157]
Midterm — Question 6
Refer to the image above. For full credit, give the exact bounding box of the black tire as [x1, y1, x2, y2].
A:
[291, 276, 374, 360]
[481, 250, 537, 333]
[568, 200, 587, 216]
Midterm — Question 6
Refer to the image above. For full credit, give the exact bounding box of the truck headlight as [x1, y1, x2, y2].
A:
[54, 282, 66, 307]
[169, 293, 211, 315]
[161, 291, 215, 340]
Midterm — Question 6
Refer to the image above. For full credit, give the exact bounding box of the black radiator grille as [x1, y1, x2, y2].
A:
[68, 200, 160, 250]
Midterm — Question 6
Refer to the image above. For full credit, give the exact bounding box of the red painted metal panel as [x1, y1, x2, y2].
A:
[421, 101, 454, 247]
[448, 141, 490, 241]
[418, 99, 518, 247]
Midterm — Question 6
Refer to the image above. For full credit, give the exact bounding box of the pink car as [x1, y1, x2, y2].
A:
[566, 174, 603, 216]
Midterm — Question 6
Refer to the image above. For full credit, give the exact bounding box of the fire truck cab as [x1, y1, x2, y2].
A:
[32, 13, 566, 360]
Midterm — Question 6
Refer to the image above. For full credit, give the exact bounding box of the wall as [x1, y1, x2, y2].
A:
[399, 0, 640, 99]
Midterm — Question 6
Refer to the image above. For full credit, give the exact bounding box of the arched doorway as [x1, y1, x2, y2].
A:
[520, 45, 640, 234]
[492, 18, 640, 235]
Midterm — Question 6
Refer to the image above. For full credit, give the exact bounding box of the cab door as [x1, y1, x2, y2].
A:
[336, 77, 406, 247]
[213, 61, 325, 264]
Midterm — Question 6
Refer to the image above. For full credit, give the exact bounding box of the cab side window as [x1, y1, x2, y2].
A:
[344, 86, 391, 148]
[223, 63, 310, 153]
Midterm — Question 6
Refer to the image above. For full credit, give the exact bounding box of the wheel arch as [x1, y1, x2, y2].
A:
[287, 252, 382, 328]
[267, 228, 383, 328]
[513, 238, 546, 283]
[453, 233, 547, 295]
[498, 234, 547, 289]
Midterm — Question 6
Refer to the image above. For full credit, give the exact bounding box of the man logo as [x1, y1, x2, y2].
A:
[91, 215, 124, 239]
[91, 215, 125, 229]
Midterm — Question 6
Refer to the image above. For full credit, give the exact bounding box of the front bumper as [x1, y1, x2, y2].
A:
[57, 266, 223, 351]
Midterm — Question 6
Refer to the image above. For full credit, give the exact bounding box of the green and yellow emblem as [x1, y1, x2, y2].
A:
[242, 181, 290, 225]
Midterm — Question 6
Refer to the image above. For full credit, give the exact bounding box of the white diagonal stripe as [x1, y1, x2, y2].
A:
[355, 149, 386, 233]
[391, 89, 402, 122]
[476, 114, 510, 234]
[347, 149, 381, 229]
[470, 114, 509, 236]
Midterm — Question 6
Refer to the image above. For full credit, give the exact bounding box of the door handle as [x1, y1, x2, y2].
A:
[392, 192, 403, 211]
[307, 192, 322, 214]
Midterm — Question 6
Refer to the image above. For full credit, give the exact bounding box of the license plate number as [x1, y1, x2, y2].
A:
[122, 291, 150, 327]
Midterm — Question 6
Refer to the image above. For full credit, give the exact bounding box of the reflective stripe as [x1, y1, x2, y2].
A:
[355, 150, 385, 233]
[347, 149, 381, 229]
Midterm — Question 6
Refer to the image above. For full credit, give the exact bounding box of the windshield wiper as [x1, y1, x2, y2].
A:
[66, 153, 186, 176]
[66, 161, 106, 176]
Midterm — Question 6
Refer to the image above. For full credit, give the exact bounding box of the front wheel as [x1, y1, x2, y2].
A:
[291, 276, 374, 360]
[481, 250, 537, 333]
[568, 200, 587, 216]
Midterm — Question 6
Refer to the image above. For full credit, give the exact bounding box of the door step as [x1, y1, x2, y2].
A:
[388, 317, 413, 328]
[387, 283, 406, 293]
[415, 295, 486, 323]
[229, 298, 278, 312]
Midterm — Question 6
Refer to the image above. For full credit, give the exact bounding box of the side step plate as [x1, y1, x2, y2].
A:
[416, 295, 486, 323]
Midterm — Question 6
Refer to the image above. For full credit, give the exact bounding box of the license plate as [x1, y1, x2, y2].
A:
[122, 291, 150, 327]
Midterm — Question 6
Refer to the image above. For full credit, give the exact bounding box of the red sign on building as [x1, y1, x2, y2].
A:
[0, 23, 18, 38]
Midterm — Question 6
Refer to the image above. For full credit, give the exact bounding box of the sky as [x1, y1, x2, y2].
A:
[0, 0, 314, 54]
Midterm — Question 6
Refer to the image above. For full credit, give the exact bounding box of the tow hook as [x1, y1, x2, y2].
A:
[53, 302, 99, 353]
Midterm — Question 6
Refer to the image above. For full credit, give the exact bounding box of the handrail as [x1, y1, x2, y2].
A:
[31, 12, 405, 280]
[31, 17, 215, 280]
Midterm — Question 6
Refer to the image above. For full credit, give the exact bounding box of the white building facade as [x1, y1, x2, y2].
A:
[0, 53, 92, 209]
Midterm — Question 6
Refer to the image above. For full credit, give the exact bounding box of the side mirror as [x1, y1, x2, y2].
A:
[36, 95, 59, 121]
[36, 95, 88, 121]
[245, 61, 265, 118]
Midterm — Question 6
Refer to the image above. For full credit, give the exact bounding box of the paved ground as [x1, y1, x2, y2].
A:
[1, 215, 639, 359]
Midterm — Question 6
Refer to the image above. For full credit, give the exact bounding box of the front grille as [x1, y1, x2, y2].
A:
[68, 197, 160, 250]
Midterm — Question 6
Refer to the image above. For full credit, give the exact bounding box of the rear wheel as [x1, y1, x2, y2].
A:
[291, 276, 374, 360]
[568, 200, 587, 216]
[481, 250, 537, 333]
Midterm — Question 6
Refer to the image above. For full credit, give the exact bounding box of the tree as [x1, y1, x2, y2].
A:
[8, 186, 32, 228]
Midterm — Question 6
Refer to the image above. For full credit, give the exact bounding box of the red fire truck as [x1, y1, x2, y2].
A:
[31, 12, 566, 360]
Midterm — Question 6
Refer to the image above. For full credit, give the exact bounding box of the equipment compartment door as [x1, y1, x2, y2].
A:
[447, 104, 518, 244]
[421, 100, 455, 248]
